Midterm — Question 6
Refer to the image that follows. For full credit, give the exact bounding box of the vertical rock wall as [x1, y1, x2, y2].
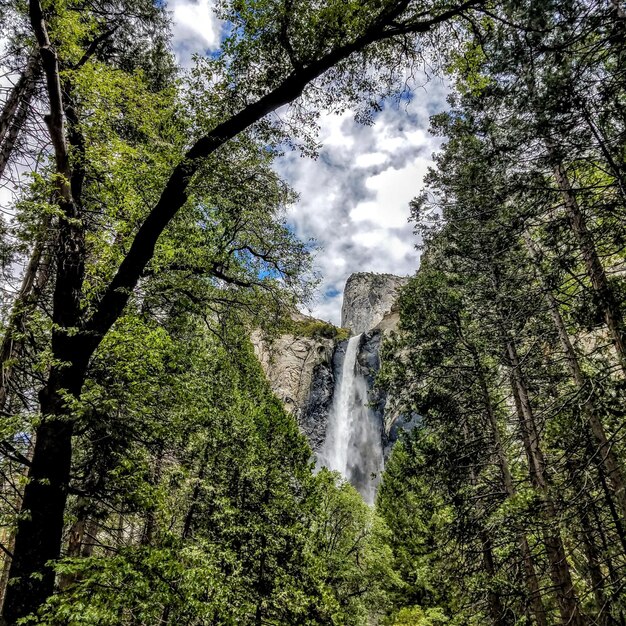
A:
[251, 329, 335, 450]
[341, 273, 408, 335]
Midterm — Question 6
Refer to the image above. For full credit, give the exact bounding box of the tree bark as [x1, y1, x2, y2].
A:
[524, 234, 626, 525]
[591, 448, 626, 556]
[471, 350, 548, 626]
[506, 339, 587, 626]
[565, 458, 612, 625]
[58, 497, 99, 590]
[462, 418, 509, 626]
[589, 476, 626, 626]
[550, 157, 626, 374]
[1, 0, 87, 620]
[0, 450, 33, 607]
[0, 81, 37, 183]
[0, 54, 39, 147]
[1, 366, 85, 623]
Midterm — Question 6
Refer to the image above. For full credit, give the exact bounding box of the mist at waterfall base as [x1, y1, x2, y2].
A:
[316, 334, 384, 505]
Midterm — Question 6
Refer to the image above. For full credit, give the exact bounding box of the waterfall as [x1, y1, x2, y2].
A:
[317, 334, 384, 505]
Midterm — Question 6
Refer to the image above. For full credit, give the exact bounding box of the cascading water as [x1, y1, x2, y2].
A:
[317, 334, 384, 505]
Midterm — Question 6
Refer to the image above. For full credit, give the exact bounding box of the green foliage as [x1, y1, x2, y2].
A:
[287, 317, 350, 341]
[376, 3, 626, 624]
[307, 469, 400, 624]
[391, 606, 449, 626]
[5, 0, 625, 624]
[25, 320, 396, 625]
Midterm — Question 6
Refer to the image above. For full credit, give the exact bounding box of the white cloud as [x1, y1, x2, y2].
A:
[167, 0, 222, 66]
[354, 152, 387, 168]
[351, 230, 413, 259]
[350, 158, 431, 228]
[277, 78, 450, 325]
[321, 114, 356, 149]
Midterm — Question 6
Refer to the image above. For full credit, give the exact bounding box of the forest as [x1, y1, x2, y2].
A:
[0, 0, 624, 624]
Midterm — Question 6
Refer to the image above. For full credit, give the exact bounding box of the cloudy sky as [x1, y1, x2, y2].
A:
[167, 0, 449, 324]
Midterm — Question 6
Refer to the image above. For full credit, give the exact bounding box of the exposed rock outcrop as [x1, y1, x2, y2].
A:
[341, 272, 408, 335]
[301, 359, 334, 450]
[251, 324, 335, 449]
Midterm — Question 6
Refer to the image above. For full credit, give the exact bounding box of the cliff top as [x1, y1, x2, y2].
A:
[341, 272, 408, 334]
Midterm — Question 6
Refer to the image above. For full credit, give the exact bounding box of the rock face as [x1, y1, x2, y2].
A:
[341, 272, 408, 335]
[251, 329, 335, 449]
[301, 359, 335, 450]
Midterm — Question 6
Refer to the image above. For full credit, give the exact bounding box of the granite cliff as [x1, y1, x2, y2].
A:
[341, 272, 408, 335]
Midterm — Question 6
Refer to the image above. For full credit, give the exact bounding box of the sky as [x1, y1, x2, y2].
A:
[166, 0, 449, 325]
[1, 0, 447, 324]
[277, 103, 446, 324]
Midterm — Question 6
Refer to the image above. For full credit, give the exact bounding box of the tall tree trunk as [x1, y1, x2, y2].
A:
[564, 453, 614, 624]
[594, 452, 626, 556]
[589, 478, 626, 626]
[506, 338, 587, 626]
[1, 0, 88, 620]
[471, 351, 548, 626]
[524, 234, 626, 525]
[0, 365, 85, 623]
[58, 497, 99, 591]
[0, 450, 33, 607]
[0, 53, 40, 182]
[481, 530, 509, 626]
[462, 419, 509, 626]
[550, 156, 626, 373]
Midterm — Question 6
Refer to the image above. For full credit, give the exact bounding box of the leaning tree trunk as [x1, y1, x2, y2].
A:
[0, 54, 38, 145]
[0, 358, 87, 623]
[564, 457, 612, 625]
[0, 54, 40, 181]
[0, 215, 52, 412]
[589, 474, 626, 626]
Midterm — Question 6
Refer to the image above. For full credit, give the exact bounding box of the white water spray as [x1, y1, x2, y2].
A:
[317, 334, 384, 505]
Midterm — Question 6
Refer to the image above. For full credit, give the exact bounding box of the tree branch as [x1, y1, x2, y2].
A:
[73, 26, 120, 70]
[29, 0, 71, 195]
[82, 0, 481, 356]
